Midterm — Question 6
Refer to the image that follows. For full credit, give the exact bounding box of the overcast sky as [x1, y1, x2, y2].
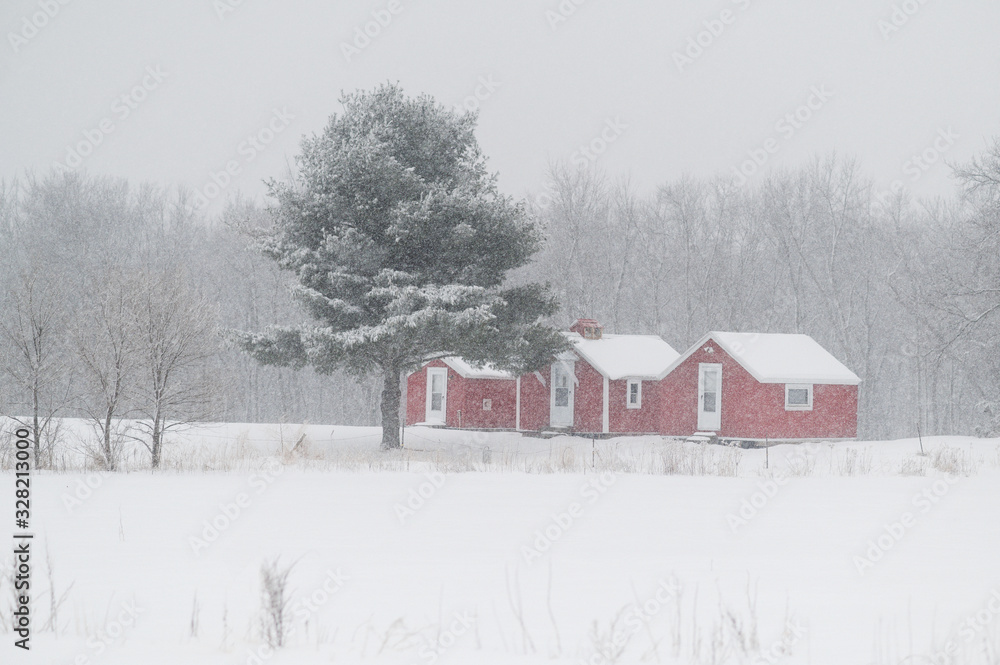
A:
[2, 0, 998, 214]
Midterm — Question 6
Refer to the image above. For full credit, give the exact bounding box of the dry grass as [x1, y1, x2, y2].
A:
[2, 416, 999, 478]
[580, 578, 795, 665]
[836, 448, 873, 476]
[930, 445, 978, 476]
[658, 441, 742, 476]
[899, 456, 928, 476]
[870, 605, 1000, 665]
[783, 450, 817, 478]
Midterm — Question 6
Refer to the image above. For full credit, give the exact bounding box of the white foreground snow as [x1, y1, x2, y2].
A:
[2, 420, 999, 664]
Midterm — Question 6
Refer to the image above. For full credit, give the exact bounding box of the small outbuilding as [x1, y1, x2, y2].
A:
[656, 331, 860, 441]
[405, 356, 517, 429]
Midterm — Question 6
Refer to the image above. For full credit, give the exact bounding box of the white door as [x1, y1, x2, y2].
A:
[550, 361, 575, 427]
[425, 367, 448, 424]
[697, 363, 722, 431]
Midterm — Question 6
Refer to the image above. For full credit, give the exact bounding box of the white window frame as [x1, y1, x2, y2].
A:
[785, 384, 813, 411]
[626, 379, 642, 409]
[697, 363, 723, 431]
[482, 398, 492, 411]
[425, 367, 448, 423]
[550, 361, 575, 427]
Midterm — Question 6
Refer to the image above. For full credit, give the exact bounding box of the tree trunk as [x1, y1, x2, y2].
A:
[380, 367, 402, 450]
[32, 380, 42, 469]
[103, 409, 117, 471]
[151, 409, 162, 469]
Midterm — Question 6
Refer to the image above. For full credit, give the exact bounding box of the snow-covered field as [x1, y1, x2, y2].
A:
[3, 420, 1000, 664]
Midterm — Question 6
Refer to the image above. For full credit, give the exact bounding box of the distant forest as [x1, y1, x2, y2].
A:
[2, 145, 999, 452]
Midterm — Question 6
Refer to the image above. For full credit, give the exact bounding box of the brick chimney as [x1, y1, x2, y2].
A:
[570, 318, 603, 340]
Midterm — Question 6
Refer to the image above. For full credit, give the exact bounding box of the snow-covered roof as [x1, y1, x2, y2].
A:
[661, 332, 861, 385]
[566, 332, 680, 380]
[440, 357, 515, 380]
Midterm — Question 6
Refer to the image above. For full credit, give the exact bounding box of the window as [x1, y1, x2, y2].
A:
[785, 384, 813, 411]
[627, 379, 642, 409]
[702, 370, 718, 412]
[554, 366, 570, 407]
[482, 398, 492, 411]
[430, 372, 444, 411]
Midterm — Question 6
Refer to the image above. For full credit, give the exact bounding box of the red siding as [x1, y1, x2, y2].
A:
[405, 360, 517, 429]
[406, 361, 446, 425]
[459, 378, 516, 429]
[657, 340, 858, 440]
[445, 367, 465, 426]
[608, 378, 661, 433]
[405, 362, 433, 426]
[513, 358, 604, 433]
[572, 360, 604, 433]
[519, 371, 549, 431]
[406, 334, 858, 440]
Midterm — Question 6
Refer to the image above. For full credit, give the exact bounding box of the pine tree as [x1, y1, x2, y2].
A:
[231, 84, 567, 449]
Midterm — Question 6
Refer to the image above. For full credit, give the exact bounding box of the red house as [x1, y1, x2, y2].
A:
[656, 331, 860, 441]
[405, 319, 680, 433]
[405, 325, 860, 442]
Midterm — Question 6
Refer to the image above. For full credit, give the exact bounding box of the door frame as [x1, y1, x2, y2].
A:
[550, 361, 575, 427]
[697, 363, 722, 431]
[425, 367, 448, 424]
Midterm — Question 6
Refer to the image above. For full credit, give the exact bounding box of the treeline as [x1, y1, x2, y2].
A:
[0, 173, 380, 469]
[2, 145, 999, 459]
[519, 150, 1000, 440]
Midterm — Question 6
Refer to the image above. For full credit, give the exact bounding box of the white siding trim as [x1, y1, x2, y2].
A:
[785, 383, 813, 411]
[602, 375, 610, 433]
[626, 379, 642, 409]
[515, 376, 521, 430]
[425, 367, 448, 424]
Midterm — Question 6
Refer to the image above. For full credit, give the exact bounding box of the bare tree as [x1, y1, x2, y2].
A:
[909, 141, 1000, 434]
[76, 273, 138, 471]
[756, 158, 900, 437]
[953, 137, 1000, 199]
[133, 270, 219, 468]
[0, 270, 73, 468]
[528, 154, 933, 438]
